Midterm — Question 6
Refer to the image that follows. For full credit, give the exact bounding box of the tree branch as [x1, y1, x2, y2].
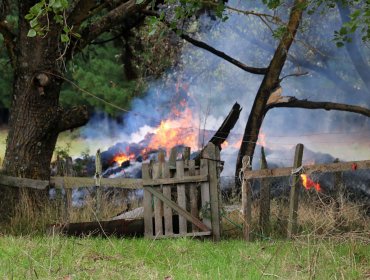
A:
[266, 99, 370, 118]
[180, 33, 268, 75]
[142, 10, 268, 75]
[67, 0, 108, 28]
[77, 0, 151, 50]
[58, 106, 89, 132]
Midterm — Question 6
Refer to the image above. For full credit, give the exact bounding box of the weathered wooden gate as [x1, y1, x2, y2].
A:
[142, 143, 221, 240]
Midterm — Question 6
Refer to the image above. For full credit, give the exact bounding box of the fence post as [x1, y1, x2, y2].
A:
[95, 149, 102, 220]
[203, 143, 221, 241]
[259, 146, 270, 237]
[241, 155, 252, 241]
[287, 143, 304, 239]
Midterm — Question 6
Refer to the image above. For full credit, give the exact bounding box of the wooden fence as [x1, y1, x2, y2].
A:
[241, 143, 370, 240]
[0, 143, 222, 240]
[142, 143, 221, 240]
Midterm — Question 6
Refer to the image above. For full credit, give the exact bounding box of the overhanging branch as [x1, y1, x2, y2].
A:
[142, 10, 268, 75]
[266, 99, 370, 118]
[77, 0, 151, 50]
[180, 33, 268, 75]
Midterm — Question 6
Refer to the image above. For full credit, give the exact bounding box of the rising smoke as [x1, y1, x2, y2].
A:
[79, 0, 370, 176]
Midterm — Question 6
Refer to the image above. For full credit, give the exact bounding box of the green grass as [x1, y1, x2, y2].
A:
[0, 235, 369, 279]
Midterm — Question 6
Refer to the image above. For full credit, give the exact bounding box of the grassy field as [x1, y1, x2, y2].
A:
[0, 234, 369, 280]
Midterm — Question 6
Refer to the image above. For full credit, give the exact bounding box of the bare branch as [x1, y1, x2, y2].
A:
[266, 98, 370, 118]
[180, 33, 268, 75]
[67, 0, 108, 28]
[280, 71, 309, 81]
[142, 10, 268, 75]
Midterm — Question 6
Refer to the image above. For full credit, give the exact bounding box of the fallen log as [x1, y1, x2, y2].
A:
[49, 218, 144, 237]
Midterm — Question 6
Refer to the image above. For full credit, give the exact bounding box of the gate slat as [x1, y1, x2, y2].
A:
[143, 163, 153, 237]
[153, 162, 163, 236]
[162, 161, 173, 235]
[200, 159, 211, 229]
[189, 160, 199, 232]
[176, 160, 187, 234]
[146, 187, 210, 232]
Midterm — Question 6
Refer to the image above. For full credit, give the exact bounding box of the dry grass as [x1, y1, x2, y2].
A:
[0, 187, 142, 235]
[222, 192, 370, 240]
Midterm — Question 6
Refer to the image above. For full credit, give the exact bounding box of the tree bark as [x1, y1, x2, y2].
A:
[3, 1, 88, 179]
[235, 0, 306, 185]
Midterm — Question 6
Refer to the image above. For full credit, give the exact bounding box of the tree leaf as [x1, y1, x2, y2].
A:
[61, 33, 70, 43]
[27, 29, 37, 37]
[30, 18, 38, 28]
[136, 0, 145, 4]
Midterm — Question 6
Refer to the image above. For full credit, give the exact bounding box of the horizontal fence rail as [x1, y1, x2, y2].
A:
[0, 159, 369, 190]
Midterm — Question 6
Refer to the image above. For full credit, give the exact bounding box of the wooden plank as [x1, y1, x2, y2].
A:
[176, 160, 187, 234]
[142, 175, 208, 186]
[51, 177, 143, 189]
[244, 159, 370, 180]
[200, 159, 211, 229]
[142, 163, 153, 237]
[169, 147, 177, 169]
[189, 160, 199, 232]
[95, 149, 102, 220]
[162, 162, 173, 235]
[148, 231, 212, 239]
[287, 144, 304, 239]
[259, 147, 270, 236]
[152, 162, 163, 236]
[146, 187, 210, 232]
[204, 143, 221, 241]
[0, 175, 49, 189]
[241, 155, 252, 241]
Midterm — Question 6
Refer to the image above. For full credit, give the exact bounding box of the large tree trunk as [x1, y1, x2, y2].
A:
[235, 0, 305, 185]
[2, 1, 88, 180]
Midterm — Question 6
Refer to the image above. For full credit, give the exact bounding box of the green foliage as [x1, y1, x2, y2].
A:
[262, 0, 282, 9]
[25, 0, 80, 42]
[60, 41, 142, 116]
[306, 0, 370, 45]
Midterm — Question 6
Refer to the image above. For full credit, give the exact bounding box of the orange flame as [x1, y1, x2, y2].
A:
[147, 107, 198, 155]
[112, 153, 135, 165]
[300, 174, 321, 192]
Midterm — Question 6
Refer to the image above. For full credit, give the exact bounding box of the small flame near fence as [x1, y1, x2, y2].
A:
[300, 174, 321, 192]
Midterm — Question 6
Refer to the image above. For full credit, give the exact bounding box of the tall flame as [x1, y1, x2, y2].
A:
[147, 106, 198, 155]
[300, 174, 321, 192]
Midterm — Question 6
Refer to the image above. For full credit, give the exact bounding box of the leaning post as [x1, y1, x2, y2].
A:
[287, 143, 304, 239]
